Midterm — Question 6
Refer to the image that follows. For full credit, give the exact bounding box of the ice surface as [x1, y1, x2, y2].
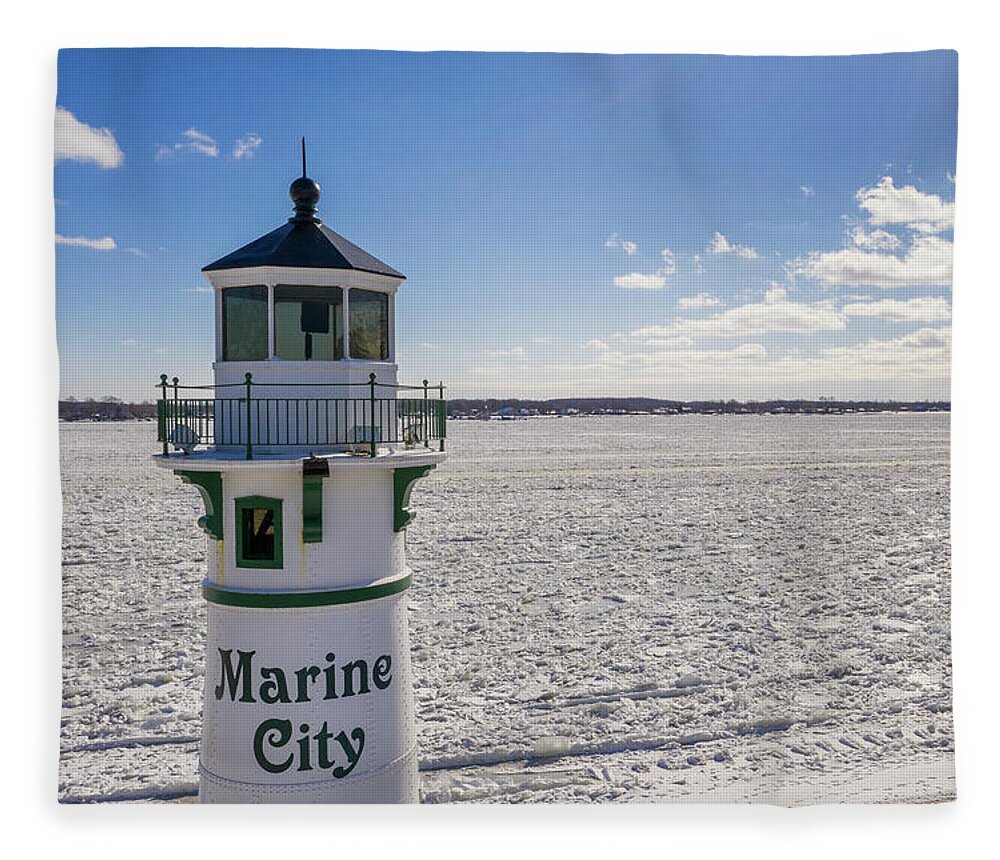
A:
[59, 414, 954, 803]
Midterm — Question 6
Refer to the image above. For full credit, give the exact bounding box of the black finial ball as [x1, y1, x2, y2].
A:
[290, 176, 321, 207]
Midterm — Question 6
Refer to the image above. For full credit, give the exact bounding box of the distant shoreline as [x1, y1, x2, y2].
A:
[58, 397, 949, 424]
[445, 397, 949, 419]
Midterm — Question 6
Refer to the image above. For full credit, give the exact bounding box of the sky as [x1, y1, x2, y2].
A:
[55, 49, 956, 402]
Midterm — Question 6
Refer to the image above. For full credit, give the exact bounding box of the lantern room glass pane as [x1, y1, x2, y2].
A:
[222, 286, 268, 361]
[349, 289, 389, 361]
[274, 285, 343, 361]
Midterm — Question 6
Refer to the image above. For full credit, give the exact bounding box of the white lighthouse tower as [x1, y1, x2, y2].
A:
[155, 144, 446, 803]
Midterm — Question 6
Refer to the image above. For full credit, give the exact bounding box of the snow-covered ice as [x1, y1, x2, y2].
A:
[59, 414, 954, 803]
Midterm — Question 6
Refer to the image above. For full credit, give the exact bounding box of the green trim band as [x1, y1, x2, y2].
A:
[203, 573, 412, 608]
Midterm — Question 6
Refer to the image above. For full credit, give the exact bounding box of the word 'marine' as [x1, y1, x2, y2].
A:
[215, 649, 393, 704]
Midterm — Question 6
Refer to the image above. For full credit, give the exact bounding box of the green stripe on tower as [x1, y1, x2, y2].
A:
[202, 574, 412, 608]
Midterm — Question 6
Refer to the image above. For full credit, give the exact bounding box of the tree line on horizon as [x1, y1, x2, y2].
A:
[57, 395, 950, 423]
[446, 397, 950, 417]
[59, 398, 157, 421]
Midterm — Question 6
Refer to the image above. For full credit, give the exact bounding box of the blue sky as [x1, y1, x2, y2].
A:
[55, 49, 956, 401]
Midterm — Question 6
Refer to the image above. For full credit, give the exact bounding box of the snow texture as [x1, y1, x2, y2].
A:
[59, 415, 954, 804]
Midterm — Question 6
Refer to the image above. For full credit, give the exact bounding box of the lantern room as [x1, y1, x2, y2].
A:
[202, 153, 404, 393]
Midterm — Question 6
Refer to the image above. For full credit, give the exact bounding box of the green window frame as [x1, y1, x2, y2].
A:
[235, 496, 284, 569]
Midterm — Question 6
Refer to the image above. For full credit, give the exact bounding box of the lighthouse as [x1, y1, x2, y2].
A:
[154, 144, 446, 803]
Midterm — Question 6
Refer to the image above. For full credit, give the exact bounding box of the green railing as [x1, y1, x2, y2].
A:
[157, 373, 446, 459]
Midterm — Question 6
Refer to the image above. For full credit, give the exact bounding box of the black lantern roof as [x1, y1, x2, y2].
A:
[203, 143, 404, 279]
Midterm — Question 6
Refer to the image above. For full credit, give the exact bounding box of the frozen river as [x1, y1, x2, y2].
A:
[59, 414, 954, 804]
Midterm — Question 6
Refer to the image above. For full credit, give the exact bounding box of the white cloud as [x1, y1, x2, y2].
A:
[636, 335, 694, 349]
[121, 339, 138, 347]
[659, 248, 676, 274]
[180, 128, 218, 156]
[56, 234, 116, 251]
[793, 234, 952, 289]
[613, 249, 676, 290]
[820, 326, 951, 365]
[232, 133, 263, 160]
[181, 128, 216, 148]
[485, 346, 526, 358]
[792, 176, 954, 292]
[733, 343, 766, 359]
[605, 233, 638, 255]
[461, 324, 950, 399]
[856, 176, 954, 234]
[800, 186, 815, 198]
[764, 284, 787, 304]
[461, 317, 951, 399]
[841, 297, 952, 324]
[707, 231, 759, 259]
[54, 107, 123, 169]
[850, 226, 902, 251]
[677, 292, 723, 310]
[565, 341, 771, 376]
[156, 127, 219, 161]
[181, 286, 214, 294]
[614, 272, 668, 290]
[898, 327, 951, 349]
[633, 297, 846, 340]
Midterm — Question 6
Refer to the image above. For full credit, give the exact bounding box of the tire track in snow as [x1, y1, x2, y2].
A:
[62, 735, 200, 753]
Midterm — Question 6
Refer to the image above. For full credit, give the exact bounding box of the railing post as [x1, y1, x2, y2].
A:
[172, 376, 181, 453]
[159, 374, 169, 457]
[245, 372, 253, 461]
[369, 372, 377, 458]
[423, 379, 429, 447]
[439, 380, 445, 452]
